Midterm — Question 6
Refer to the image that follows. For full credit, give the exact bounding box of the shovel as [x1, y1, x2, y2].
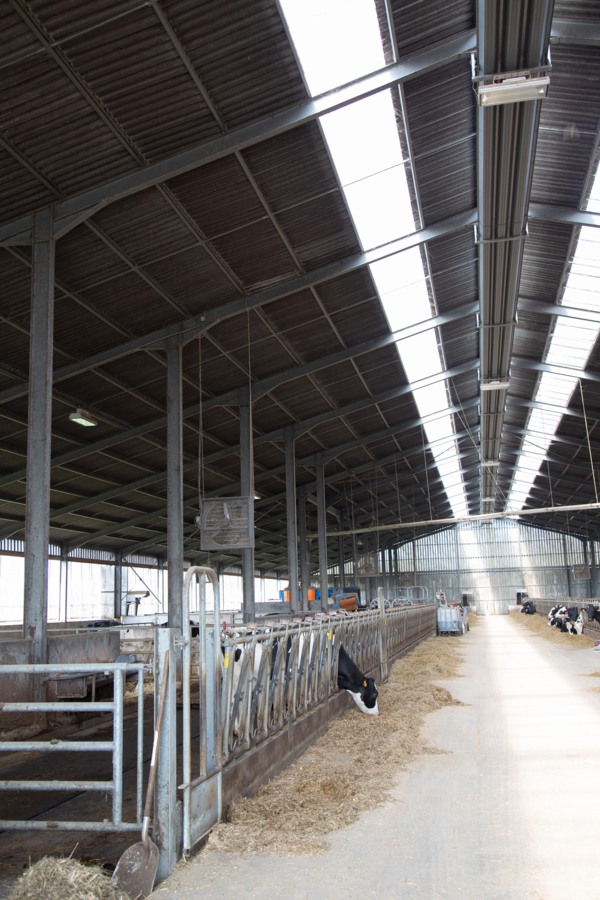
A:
[113, 650, 170, 899]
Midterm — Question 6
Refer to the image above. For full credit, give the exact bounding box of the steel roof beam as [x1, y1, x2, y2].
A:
[550, 19, 600, 47]
[512, 357, 600, 384]
[528, 204, 600, 228]
[519, 296, 600, 323]
[0, 211, 477, 407]
[0, 32, 476, 244]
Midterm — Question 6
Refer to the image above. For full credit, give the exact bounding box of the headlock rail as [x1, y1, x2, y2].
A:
[179, 569, 436, 860]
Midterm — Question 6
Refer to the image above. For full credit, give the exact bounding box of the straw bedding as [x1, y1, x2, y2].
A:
[207, 634, 464, 855]
[8, 856, 130, 900]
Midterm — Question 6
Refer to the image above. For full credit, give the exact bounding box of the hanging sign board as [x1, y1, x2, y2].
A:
[197, 498, 254, 550]
[573, 564, 590, 580]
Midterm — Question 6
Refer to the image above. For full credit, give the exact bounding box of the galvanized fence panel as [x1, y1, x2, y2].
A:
[0, 661, 146, 833]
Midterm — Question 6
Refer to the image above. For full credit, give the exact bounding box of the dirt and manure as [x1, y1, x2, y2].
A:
[207, 633, 465, 856]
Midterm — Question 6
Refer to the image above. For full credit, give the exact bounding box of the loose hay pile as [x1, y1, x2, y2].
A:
[8, 856, 130, 900]
[208, 634, 463, 856]
[510, 608, 596, 647]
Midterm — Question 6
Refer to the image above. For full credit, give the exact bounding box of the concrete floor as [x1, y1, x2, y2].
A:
[153, 614, 600, 900]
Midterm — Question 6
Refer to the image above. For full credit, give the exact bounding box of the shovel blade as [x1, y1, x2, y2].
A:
[112, 838, 159, 899]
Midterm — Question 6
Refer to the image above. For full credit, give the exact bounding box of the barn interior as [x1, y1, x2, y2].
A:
[1, 0, 600, 891]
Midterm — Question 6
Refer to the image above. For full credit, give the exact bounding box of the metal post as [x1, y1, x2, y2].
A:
[114, 551, 123, 619]
[298, 489, 309, 612]
[23, 208, 55, 685]
[584, 540, 592, 599]
[166, 334, 183, 634]
[285, 427, 298, 613]
[562, 533, 573, 598]
[239, 386, 255, 622]
[59, 544, 69, 623]
[590, 541, 597, 598]
[155, 626, 178, 880]
[158, 558, 165, 613]
[338, 526, 345, 590]
[316, 455, 329, 613]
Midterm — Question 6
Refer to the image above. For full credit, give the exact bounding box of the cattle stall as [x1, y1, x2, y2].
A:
[0, 567, 436, 887]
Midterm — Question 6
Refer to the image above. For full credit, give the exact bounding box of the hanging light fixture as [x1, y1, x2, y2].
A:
[477, 72, 550, 107]
[69, 408, 98, 427]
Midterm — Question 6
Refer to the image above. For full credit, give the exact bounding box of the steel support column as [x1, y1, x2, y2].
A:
[239, 386, 255, 622]
[338, 530, 346, 591]
[298, 490, 309, 613]
[155, 627, 178, 880]
[23, 208, 55, 683]
[285, 427, 298, 614]
[166, 335, 183, 634]
[316, 455, 329, 613]
[562, 534, 573, 597]
[59, 544, 68, 623]
[114, 551, 123, 619]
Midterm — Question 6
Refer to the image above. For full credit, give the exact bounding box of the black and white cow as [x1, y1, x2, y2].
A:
[520, 600, 537, 615]
[564, 611, 584, 635]
[548, 604, 583, 633]
[337, 644, 379, 716]
[587, 605, 600, 626]
[548, 604, 569, 629]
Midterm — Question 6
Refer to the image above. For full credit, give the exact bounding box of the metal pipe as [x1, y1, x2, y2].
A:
[113, 667, 124, 825]
[167, 334, 184, 635]
[0, 820, 141, 833]
[136, 666, 145, 823]
[0, 741, 113, 752]
[239, 386, 256, 622]
[0, 780, 113, 792]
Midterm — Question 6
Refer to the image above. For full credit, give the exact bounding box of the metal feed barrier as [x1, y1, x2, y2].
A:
[178, 568, 436, 857]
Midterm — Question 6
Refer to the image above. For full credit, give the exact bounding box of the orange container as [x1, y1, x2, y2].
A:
[307, 588, 316, 602]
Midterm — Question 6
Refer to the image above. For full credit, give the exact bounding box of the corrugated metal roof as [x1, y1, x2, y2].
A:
[0, 0, 599, 578]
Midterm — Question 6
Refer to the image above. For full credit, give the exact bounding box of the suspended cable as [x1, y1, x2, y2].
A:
[422, 425, 433, 521]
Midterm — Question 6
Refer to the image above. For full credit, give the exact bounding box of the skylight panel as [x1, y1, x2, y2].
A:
[280, 0, 468, 518]
[320, 94, 404, 183]
[401, 334, 443, 383]
[282, 0, 383, 95]
[508, 215, 600, 511]
[344, 166, 414, 248]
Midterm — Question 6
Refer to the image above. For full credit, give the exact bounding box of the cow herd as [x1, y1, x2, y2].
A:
[520, 600, 598, 635]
